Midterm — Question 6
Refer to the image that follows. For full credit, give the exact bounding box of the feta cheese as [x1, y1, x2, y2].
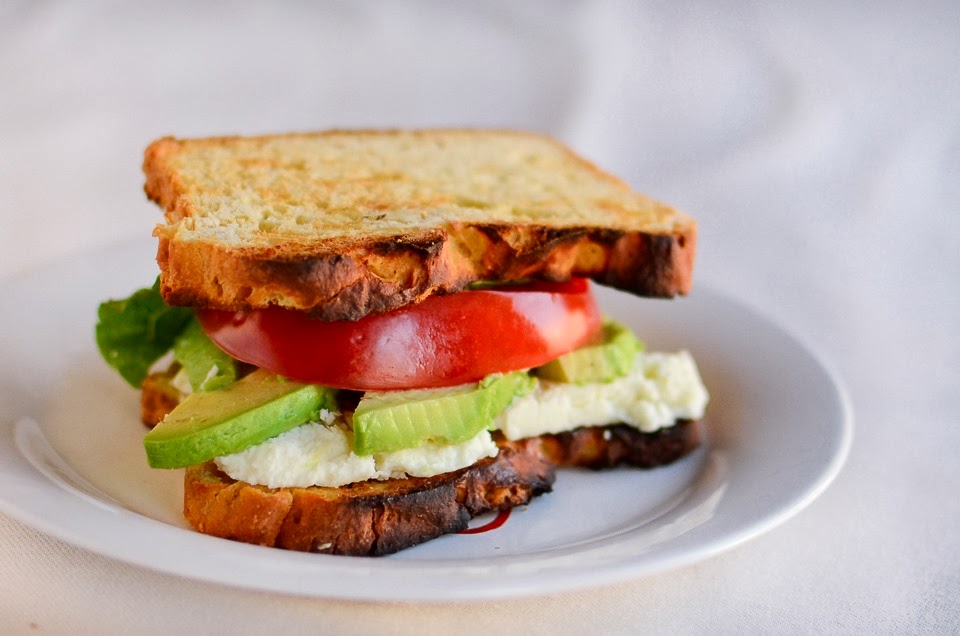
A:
[377, 432, 497, 479]
[215, 410, 497, 488]
[496, 350, 708, 439]
[214, 419, 376, 488]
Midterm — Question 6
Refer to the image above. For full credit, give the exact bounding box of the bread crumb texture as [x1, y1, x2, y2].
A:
[144, 129, 697, 320]
[147, 130, 682, 238]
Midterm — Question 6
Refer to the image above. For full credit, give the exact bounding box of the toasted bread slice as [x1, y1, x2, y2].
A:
[144, 129, 697, 321]
[140, 367, 183, 427]
[183, 437, 555, 556]
[142, 376, 699, 555]
[538, 422, 700, 469]
[180, 424, 700, 555]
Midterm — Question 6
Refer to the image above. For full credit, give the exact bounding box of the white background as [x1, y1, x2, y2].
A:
[1, 1, 958, 633]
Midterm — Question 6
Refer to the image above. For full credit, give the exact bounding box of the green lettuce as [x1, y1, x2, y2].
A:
[96, 278, 239, 390]
[96, 278, 193, 387]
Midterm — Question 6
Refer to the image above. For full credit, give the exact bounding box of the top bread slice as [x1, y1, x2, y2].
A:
[144, 129, 697, 321]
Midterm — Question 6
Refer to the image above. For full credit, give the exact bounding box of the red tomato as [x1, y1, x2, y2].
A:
[196, 279, 602, 391]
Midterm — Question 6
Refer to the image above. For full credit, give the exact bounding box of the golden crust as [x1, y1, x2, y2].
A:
[183, 437, 556, 556]
[154, 222, 696, 321]
[144, 129, 697, 321]
[140, 368, 182, 427]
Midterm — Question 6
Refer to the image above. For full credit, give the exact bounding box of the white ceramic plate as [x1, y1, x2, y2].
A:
[0, 240, 852, 601]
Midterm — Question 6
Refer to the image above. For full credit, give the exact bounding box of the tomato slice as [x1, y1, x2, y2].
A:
[196, 279, 602, 391]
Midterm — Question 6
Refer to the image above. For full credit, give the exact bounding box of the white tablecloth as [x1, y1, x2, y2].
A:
[1, 1, 957, 633]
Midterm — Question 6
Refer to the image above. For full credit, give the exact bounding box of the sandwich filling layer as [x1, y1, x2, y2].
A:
[213, 349, 708, 489]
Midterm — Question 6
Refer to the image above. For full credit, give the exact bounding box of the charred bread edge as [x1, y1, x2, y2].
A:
[153, 223, 695, 321]
[182, 436, 555, 556]
[539, 421, 700, 470]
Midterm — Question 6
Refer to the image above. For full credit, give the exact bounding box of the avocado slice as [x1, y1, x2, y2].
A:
[144, 369, 337, 468]
[352, 371, 535, 456]
[534, 320, 643, 384]
[171, 317, 238, 391]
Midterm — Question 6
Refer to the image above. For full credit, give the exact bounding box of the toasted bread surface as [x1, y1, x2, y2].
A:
[145, 129, 697, 320]
[183, 437, 555, 556]
[140, 368, 182, 427]
[539, 421, 700, 469]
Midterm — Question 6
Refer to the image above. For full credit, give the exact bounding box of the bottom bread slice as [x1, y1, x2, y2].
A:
[148, 371, 701, 555]
[183, 436, 556, 556]
[540, 421, 700, 469]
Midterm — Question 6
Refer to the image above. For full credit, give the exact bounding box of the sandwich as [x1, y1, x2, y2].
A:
[95, 129, 709, 556]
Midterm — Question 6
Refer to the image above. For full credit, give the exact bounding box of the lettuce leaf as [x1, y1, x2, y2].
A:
[95, 278, 193, 387]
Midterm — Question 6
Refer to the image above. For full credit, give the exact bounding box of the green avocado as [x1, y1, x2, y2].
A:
[352, 371, 535, 456]
[171, 317, 238, 392]
[143, 369, 337, 469]
[534, 320, 643, 384]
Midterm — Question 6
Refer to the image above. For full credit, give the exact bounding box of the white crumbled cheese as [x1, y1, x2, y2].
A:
[315, 408, 338, 426]
[495, 350, 709, 439]
[376, 432, 498, 479]
[215, 419, 376, 488]
[214, 411, 497, 488]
